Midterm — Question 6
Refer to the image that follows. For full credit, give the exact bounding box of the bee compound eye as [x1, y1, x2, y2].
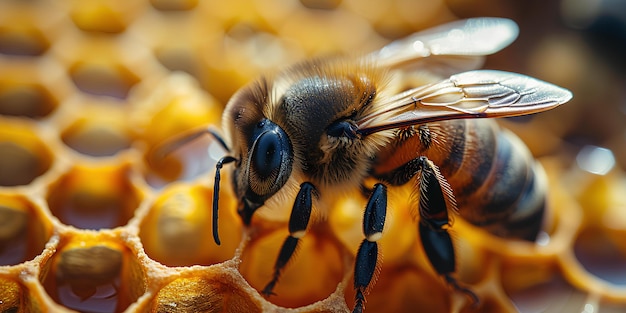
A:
[252, 131, 282, 180]
[246, 119, 293, 200]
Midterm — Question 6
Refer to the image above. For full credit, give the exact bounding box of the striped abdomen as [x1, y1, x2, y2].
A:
[372, 119, 546, 241]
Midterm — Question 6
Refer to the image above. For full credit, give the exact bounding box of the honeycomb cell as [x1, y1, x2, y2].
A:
[239, 225, 345, 309]
[60, 103, 132, 157]
[139, 182, 242, 267]
[69, 60, 141, 99]
[573, 227, 626, 285]
[0, 83, 57, 119]
[128, 10, 222, 82]
[0, 1, 62, 57]
[154, 47, 202, 85]
[0, 59, 68, 119]
[0, 119, 54, 186]
[151, 270, 262, 313]
[46, 163, 142, 230]
[68, 0, 146, 34]
[0, 24, 50, 57]
[0, 194, 52, 266]
[41, 233, 146, 313]
[52, 34, 155, 100]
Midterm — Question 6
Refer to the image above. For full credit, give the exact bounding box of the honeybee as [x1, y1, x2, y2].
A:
[158, 17, 572, 312]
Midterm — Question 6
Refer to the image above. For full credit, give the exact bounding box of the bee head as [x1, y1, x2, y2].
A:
[222, 78, 294, 223]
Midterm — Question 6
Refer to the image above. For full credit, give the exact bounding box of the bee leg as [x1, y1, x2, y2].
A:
[416, 157, 479, 304]
[353, 183, 387, 313]
[262, 182, 316, 297]
[418, 223, 478, 304]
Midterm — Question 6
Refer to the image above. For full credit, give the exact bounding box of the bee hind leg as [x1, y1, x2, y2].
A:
[353, 183, 387, 313]
[262, 182, 316, 297]
[416, 157, 479, 305]
[418, 221, 479, 304]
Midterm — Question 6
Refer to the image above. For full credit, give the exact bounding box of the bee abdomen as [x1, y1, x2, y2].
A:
[447, 123, 546, 241]
[374, 119, 547, 241]
[491, 161, 547, 241]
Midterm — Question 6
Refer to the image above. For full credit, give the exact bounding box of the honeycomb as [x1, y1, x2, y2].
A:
[1, 0, 626, 312]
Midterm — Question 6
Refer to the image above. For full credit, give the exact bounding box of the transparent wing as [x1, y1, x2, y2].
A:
[357, 70, 573, 135]
[366, 17, 519, 73]
[149, 126, 229, 164]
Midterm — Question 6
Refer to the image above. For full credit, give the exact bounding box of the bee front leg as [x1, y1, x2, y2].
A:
[353, 183, 387, 313]
[262, 182, 316, 297]
[415, 157, 478, 304]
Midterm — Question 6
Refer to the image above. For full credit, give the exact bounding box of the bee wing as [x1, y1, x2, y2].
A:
[357, 70, 573, 135]
[150, 126, 229, 164]
[367, 18, 519, 73]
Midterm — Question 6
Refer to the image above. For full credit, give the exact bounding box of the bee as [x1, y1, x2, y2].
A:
[158, 17, 572, 312]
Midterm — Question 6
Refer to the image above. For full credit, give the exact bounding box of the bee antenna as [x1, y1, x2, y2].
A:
[213, 155, 237, 246]
[207, 128, 231, 152]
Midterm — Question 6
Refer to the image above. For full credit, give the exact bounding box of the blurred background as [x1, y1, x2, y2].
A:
[2, 0, 624, 167]
[1, 0, 625, 312]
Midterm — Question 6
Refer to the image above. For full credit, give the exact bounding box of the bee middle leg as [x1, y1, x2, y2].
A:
[415, 157, 478, 304]
[353, 183, 387, 313]
[262, 182, 316, 297]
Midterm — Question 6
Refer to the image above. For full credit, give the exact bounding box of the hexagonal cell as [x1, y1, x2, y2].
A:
[0, 23, 50, 57]
[573, 227, 626, 285]
[0, 82, 58, 118]
[0, 2, 62, 56]
[60, 104, 132, 157]
[40, 232, 146, 313]
[52, 34, 154, 100]
[68, 0, 147, 33]
[150, 270, 262, 312]
[69, 60, 140, 99]
[0, 59, 68, 119]
[0, 119, 54, 186]
[46, 163, 142, 230]
[139, 182, 241, 267]
[239, 225, 345, 309]
[0, 194, 53, 266]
